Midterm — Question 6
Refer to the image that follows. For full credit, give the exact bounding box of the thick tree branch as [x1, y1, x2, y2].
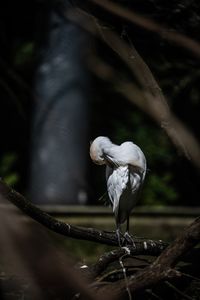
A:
[91, 0, 200, 59]
[81, 247, 151, 280]
[96, 216, 200, 297]
[0, 179, 167, 252]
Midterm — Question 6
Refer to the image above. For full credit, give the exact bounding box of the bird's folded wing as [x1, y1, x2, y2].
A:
[129, 172, 143, 193]
[106, 166, 129, 213]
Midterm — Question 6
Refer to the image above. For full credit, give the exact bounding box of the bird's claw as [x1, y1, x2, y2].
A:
[124, 232, 136, 248]
[116, 230, 136, 248]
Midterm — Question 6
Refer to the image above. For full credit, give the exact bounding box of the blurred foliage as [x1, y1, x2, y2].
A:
[54, 233, 115, 264]
[112, 111, 178, 205]
[14, 42, 34, 67]
[0, 153, 19, 186]
[143, 174, 178, 206]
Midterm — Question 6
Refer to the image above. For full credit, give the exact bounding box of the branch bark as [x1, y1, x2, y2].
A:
[91, 0, 200, 59]
[81, 247, 151, 280]
[96, 216, 200, 297]
[0, 179, 167, 253]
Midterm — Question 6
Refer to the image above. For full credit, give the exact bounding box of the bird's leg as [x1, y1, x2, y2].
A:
[124, 217, 136, 248]
[116, 223, 124, 247]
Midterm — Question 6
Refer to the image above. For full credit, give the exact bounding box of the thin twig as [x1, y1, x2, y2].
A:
[145, 289, 164, 300]
[165, 281, 195, 300]
[179, 272, 200, 282]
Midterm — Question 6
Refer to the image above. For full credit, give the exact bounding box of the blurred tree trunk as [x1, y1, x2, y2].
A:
[30, 1, 90, 204]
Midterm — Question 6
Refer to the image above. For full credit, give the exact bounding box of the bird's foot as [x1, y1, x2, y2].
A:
[116, 229, 125, 247]
[124, 231, 136, 248]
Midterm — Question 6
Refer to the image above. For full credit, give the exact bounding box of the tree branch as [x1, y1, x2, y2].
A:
[91, 0, 200, 59]
[0, 179, 167, 252]
[96, 216, 200, 297]
[82, 247, 151, 280]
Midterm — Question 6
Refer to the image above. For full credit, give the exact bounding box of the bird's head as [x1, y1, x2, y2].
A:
[90, 136, 112, 165]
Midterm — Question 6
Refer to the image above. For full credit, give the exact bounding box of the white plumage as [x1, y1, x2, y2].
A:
[90, 136, 146, 245]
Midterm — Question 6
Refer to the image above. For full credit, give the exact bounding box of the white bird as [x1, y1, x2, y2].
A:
[90, 136, 146, 246]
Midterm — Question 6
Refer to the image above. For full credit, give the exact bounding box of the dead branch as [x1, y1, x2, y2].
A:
[0, 179, 167, 253]
[90, 0, 200, 59]
[164, 281, 194, 300]
[82, 247, 151, 280]
[96, 216, 200, 297]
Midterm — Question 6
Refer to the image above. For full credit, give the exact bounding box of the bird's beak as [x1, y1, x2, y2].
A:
[103, 153, 119, 168]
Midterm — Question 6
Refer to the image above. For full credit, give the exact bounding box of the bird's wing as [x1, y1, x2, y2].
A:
[106, 166, 129, 214]
[118, 142, 147, 172]
[129, 170, 143, 193]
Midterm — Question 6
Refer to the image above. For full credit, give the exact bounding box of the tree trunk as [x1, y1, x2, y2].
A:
[30, 1, 90, 204]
